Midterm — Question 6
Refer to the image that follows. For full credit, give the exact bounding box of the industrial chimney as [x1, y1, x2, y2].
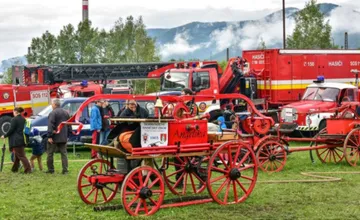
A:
[82, 0, 89, 21]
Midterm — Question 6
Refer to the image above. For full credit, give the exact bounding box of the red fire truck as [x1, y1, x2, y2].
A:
[242, 49, 360, 133]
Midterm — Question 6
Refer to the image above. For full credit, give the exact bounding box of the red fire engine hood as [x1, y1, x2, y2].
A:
[283, 100, 336, 113]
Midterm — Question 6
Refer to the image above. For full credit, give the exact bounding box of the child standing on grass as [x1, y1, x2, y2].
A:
[30, 136, 44, 171]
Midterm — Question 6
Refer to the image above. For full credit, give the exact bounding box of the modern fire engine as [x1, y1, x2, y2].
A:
[242, 49, 360, 133]
[242, 49, 360, 106]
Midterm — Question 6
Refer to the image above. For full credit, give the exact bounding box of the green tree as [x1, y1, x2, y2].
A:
[219, 60, 227, 71]
[27, 30, 59, 64]
[57, 24, 78, 63]
[26, 16, 161, 94]
[75, 20, 100, 63]
[287, 0, 334, 49]
[1, 68, 12, 84]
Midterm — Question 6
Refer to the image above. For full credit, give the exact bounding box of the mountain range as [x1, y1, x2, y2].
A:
[1, 2, 359, 74]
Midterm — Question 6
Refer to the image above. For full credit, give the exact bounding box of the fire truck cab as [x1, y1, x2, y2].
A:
[279, 76, 359, 132]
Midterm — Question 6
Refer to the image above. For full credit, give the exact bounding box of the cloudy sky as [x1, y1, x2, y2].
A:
[0, 0, 359, 60]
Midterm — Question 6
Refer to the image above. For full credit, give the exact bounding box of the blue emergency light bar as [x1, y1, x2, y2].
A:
[80, 80, 88, 87]
[313, 76, 324, 83]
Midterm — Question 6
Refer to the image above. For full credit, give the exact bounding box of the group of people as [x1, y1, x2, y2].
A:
[1, 99, 71, 174]
[90, 99, 115, 158]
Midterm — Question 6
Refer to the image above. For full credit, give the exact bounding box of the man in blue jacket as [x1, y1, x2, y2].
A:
[90, 100, 103, 158]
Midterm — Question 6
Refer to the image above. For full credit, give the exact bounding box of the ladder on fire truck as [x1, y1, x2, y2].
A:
[262, 50, 272, 100]
[43, 62, 180, 84]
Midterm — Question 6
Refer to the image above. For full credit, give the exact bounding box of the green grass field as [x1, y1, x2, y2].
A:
[1, 139, 360, 220]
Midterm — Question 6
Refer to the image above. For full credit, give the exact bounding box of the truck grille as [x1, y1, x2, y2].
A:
[281, 108, 297, 122]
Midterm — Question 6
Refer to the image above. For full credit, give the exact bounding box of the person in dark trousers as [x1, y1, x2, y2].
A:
[1, 107, 31, 173]
[90, 100, 103, 158]
[100, 100, 115, 145]
[46, 99, 71, 174]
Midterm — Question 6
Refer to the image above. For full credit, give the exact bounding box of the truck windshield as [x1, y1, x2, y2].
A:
[162, 72, 189, 91]
[37, 100, 64, 116]
[302, 87, 339, 102]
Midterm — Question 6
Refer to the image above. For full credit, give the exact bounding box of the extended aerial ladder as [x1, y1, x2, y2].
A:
[12, 61, 219, 87]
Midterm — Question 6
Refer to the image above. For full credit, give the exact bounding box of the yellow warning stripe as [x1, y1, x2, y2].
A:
[297, 126, 318, 131]
[0, 102, 49, 111]
[257, 84, 309, 90]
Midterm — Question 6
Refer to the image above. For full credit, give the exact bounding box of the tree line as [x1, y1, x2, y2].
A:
[25, 16, 160, 93]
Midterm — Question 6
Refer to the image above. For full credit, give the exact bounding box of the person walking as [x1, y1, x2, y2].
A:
[46, 99, 71, 174]
[1, 107, 31, 173]
[90, 100, 103, 158]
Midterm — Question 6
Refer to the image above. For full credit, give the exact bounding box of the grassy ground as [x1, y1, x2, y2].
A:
[0, 139, 360, 220]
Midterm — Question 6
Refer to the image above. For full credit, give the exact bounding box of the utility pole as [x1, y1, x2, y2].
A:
[282, 0, 286, 49]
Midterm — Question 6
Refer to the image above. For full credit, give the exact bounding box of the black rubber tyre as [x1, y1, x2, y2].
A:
[318, 120, 326, 133]
[0, 115, 12, 136]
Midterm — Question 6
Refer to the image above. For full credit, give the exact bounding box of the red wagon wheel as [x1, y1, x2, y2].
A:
[311, 128, 344, 163]
[206, 141, 257, 205]
[77, 159, 118, 204]
[162, 156, 207, 195]
[256, 140, 287, 172]
[121, 166, 165, 216]
[343, 127, 360, 166]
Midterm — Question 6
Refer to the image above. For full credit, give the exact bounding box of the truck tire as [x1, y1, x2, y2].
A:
[0, 116, 12, 136]
[318, 120, 326, 133]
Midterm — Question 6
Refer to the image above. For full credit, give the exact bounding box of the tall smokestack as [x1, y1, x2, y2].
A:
[82, 0, 89, 21]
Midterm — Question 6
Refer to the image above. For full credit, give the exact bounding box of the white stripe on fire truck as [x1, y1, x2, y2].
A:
[279, 49, 360, 54]
[257, 78, 357, 90]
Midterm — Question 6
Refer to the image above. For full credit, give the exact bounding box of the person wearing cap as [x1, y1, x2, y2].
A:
[90, 99, 103, 158]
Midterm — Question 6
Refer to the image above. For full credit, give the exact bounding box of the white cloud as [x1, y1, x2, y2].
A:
[210, 24, 237, 52]
[209, 18, 296, 52]
[328, 6, 360, 33]
[159, 32, 206, 59]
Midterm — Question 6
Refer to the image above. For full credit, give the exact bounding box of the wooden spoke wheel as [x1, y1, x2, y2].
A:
[77, 159, 118, 204]
[256, 140, 287, 172]
[163, 156, 207, 195]
[311, 129, 344, 163]
[121, 166, 165, 216]
[206, 141, 257, 205]
[343, 127, 360, 166]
